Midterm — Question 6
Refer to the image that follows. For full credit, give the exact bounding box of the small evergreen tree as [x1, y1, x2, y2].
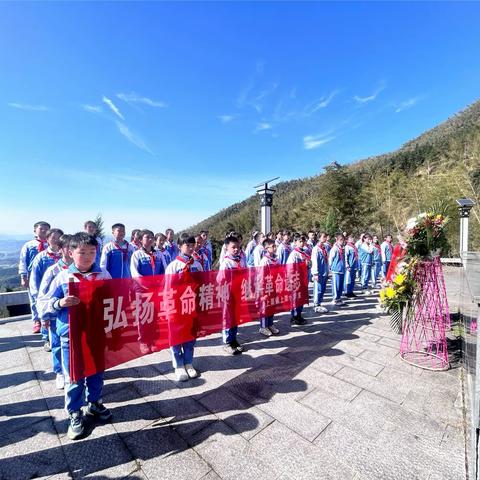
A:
[94, 213, 105, 240]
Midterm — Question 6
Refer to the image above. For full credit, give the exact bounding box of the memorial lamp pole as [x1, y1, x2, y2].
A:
[456, 198, 476, 263]
[254, 177, 279, 235]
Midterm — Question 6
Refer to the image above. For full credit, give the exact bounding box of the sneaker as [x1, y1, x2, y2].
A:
[84, 401, 112, 422]
[259, 327, 273, 337]
[330, 300, 337, 306]
[223, 343, 240, 355]
[43, 340, 51, 352]
[315, 305, 328, 313]
[175, 368, 189, 382]
[292, 316, 307, 326]
[269, 325, 280, 335]
[185, 364, 199, 378]
[345, 293, 355, 298]
[33, 321, 41, 334]
[364, 290, 372, 295]
[231, 340, 245, 353]
[335, 299, 344, 305]
[139, 343, 151, 355]
[55, 373, 65, 390]
[67, 411, 84, 440]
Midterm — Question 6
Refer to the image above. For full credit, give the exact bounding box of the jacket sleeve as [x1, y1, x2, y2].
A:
[100, 243, 109, 271]
[311, 247, 319, 275]
[130, 251, 141, 278]
[28, 256, 42, 299]
[18, 243, 29, 277]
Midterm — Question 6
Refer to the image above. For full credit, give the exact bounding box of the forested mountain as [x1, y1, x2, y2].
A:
[187, 100, 480, 257]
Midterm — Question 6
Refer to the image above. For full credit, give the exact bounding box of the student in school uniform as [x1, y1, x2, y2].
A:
[381, 234, 394, 280]
[43, 233, 112, 440]
[329, 233, 346, 305]
[355, 233, 366, 280]
[130, 229, 142, 250]
[200, 230, 213, 267]
[100, 223, 135, 279]
[30, 228, 64, 351]
[276, 231, 292, 265]
[37, 234, 72, 390]
[253, 232, 266, 267]
[165, 233, 203, 381]
[312, 232, 329, 313]
[164, 228, 179, 261]
[193, 233, 210, 271]
[84, 220, 103, 265]
[287, 234, 309, 325]
[245, 231, 259, 268]
[154, 232, 172, 266]
[324, 234, 333, 255]
[306, 231, 316, 256]
[218, 235, 246, 355]
[258, 238, 281, 336]
[371, 235, 382, 288]
[359, 234, 374, 294]
[219, 230, 235, 265]
[275, 230, 283, 247]
[344, 234, 358, 298]
[19, 221, 51, 334]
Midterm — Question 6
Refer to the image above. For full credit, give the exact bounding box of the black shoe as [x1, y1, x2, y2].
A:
[293, 316, 307, 326]
[224, 343, 241, 355]
[231, 340, 245, 353]
[67, 411, 84, 440]
[84, 401, 112, 422]
[43, 341, 51, 352]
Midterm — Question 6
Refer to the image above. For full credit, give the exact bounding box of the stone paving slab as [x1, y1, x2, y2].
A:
[0, 285, 466, 480]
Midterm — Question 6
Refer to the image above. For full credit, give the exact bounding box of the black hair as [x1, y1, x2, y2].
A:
[293, 234, 306, 242]
[139, 229, 154, 238]
[165, 228, 174, 235]
[155, 232, 166, 241]
[34, 221, 50, 229]
[84, 220, 97, 228]
[385, 233, 392, 239]
[263, 238, 275, 248]
[69, 232, 98, 249]
[253, 231, 263, 242]
[58, 234, 72, 249]
[335, 233, 345, 241]
[46, 228, 64, 238]
[200, 230, 208, 235]
[177, 232, 195, 245]
[224, 235, 239, 246]
[111, 223, 125, 230]
[131, 229, 141, 240]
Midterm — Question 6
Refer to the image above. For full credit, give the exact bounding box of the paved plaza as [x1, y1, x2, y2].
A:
[0, 276, 466, 480]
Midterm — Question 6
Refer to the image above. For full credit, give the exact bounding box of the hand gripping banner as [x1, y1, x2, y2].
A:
[68, 263, 308, 381]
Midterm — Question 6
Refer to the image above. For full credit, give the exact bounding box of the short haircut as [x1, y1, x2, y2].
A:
[84, 220, 97, 228]
[200, 230, 209, 235]
[293, 234, 306, 242]
[34, 221, 50, 229]
[263, 238, 275, 248]
[347, 235, 355, 242]
[282, 230, 291, 236]
[224, 235, 239, 246]
[335, 233, 345, 241]
[177, 232, 195, 245]
[58, 234, 72, 249]
[253, 231, 263, 242]
[364, 233, 372, 240]
[46, 228, 64, 238]
[70, 232, 98, 250]
[139, 229, 154, 238]
[155, 232, 166, 241]
[165, 228, 174, 235]
[131, 229, 141, 239]
[385, 233, 392, 239]
[112, 223, 125, 230]
[308, 230, 315, 235]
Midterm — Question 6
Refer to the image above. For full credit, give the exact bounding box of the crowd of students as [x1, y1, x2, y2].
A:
[18, 220, 394, 440]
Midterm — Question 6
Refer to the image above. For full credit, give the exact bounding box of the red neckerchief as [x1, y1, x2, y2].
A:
[263, 253, 278, 265]
[387, 242, 393, 254]
[175, 255, 194, 272]
[335, 244, 344, 261]
[192, 251, 205, 269]
[374, 243, 382, 256]
[114, 241, 129, 261]
[72, 272, 98, 282]
[318, 243, 328, 261]
[225, 254, 242, 268]
[347, 242, 358, 261]
[36, 238, 46, 252]
[294, 247, 309, 262]
[46, 250, 61, 263]
[142, 247, 156, 271]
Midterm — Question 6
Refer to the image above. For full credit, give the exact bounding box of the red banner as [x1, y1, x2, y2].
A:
[68, 263, 308, 381]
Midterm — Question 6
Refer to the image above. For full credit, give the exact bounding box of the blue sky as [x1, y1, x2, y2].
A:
[1, 1, 479, 235]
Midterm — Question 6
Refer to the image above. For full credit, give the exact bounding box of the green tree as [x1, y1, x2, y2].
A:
[94, 213, 105, 240]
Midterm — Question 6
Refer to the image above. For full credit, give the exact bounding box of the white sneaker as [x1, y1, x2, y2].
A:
[185, 364, 199, 378]
[175, 368, 188, 382]
[364, 290, 372, 295]
[268, 325, 280, 335]
[335, 299, 344, 305]
[55, 373, 65, 390]
[330, 300, 337, 305]
[259, 327, 273, 337]
[315, 305, 328, 313]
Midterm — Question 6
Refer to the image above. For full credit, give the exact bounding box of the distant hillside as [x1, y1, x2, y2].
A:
[187, 100, 480, 257]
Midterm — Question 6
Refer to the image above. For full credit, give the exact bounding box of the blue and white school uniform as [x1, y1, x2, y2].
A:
[371, 244, 382, 286]
[193, 250, 210, 271]
[329, 244, 346, 301]
[359, 243, 374, 289]
[100, 240, 135, 279]
[258, 254, 278, 328]
[276, 242, 291, 265]
[245, 239, 257, 268]
[165, 255, 203, 369]
[287, 248, 307, 318]
[164, 241, 179, 263]
[130, 248, 167, 277]
[37, 259, 69, 375]
[19, 238, 48, 324]
[218, 255, 244, 344]
[355, 239, 363, 279]
[312, 243, 329, 306]
[30, 248, 62, 341]
[344, 242, 358, 295]
[155, 247, 172, 267]
[94, 236, 103, 266]
[253, 244, 264, 267]
[203, 239, 213, 266]
[381, 241, 393, 278]
[198, 245, 212, 271]
[43, 264, 111, 414]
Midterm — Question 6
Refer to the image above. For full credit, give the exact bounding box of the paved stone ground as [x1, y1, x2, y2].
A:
[0, 276, 466, 480]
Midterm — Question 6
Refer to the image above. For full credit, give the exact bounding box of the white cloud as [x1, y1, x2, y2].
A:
[353, 83, 386, 104]
[102, 96, 124, 120]
[116, 121, 154, 155]
[256, 122, 272, 132]
[8, 103, 49, 111]
[117, 92, 167, 108]
[303, 133, 335, 150]
[82, 104, 103, 113]
[395, 97, 420, 113]
[218, 115, 234, 123]
[303, 89, 339, 116]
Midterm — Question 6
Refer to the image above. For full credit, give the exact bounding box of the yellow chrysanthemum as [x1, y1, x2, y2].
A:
[385, 287, 396, 299]
[393, 274, 405, 286]
[379, 290, 385, 300]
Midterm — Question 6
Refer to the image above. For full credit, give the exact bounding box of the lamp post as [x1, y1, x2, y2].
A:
[254, 177, 279, 235]
[456, 198, 476, 262]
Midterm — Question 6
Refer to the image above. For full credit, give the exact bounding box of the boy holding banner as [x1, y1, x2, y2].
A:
[44, 232, 112, 440]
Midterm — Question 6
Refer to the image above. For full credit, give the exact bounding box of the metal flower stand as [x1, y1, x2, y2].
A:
[400, 257, 450, 370]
